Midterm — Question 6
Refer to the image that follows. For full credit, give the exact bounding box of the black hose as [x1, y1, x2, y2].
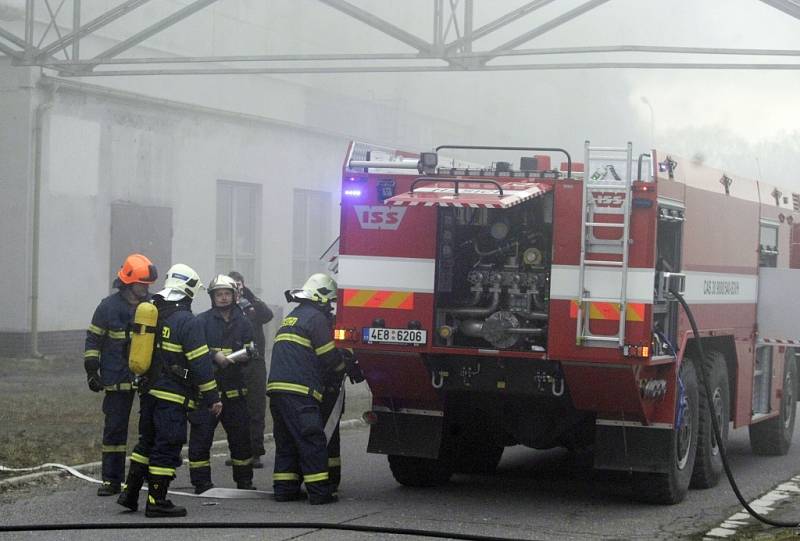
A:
[0, 521, 538, 540]
[671, 288, 799, 529]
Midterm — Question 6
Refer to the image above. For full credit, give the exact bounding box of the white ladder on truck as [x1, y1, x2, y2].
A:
[575, 141, 634, 347]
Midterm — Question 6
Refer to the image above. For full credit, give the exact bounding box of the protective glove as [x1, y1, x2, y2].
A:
[238, 297, 253, 312]
[87, 371, 103, 393]
[209, 401, 223, 418]
[340, 349, 365, 384]
[213, 350, 232, 368]
[347, 361, 366, 384]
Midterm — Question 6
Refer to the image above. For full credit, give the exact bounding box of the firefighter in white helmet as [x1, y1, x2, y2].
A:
[267, 273, 364, 505]
[188, 274, 256, 493]
[117, 264, 222, 518]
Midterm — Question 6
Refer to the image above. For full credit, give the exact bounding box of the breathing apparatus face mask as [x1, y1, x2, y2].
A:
[129, 283, 150, 302]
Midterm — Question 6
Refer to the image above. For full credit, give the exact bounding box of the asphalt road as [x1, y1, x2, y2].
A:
[3, 414, 800, 541]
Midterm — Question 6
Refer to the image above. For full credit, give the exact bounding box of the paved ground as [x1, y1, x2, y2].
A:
[4, 419, 800, 540]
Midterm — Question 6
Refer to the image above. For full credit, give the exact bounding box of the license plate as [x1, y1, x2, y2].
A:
[363, 327, 427, 345]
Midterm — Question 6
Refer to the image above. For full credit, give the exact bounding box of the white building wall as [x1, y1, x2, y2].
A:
[0, 3, 477, 351]
[0, 60, 35, 334]
[34, 82, 350, 332]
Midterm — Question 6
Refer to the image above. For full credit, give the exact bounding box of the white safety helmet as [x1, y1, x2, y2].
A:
[156, 263, 203, 301]
[207, 274, 237, 294]
[288, 273, 338, 305]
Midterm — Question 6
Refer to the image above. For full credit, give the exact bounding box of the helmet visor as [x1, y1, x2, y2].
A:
[156, 288, 187, 301]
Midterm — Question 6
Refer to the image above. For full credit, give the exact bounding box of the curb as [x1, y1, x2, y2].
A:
[0, 418, 365, 492]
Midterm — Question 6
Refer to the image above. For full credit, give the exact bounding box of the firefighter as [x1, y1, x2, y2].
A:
[267, 273, 363, 505]
[116, 264, 222, 518]
[228, 270, 273, 468]
[84, 253, 157, 496]
[188, 274, 256, 493]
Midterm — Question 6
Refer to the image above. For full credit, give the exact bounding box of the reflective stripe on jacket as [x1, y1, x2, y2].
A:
[84, 291, 136, 386]
[197, 305, 253, 395]
[145, 302, 219, 409]
[267, 301, 342, 402]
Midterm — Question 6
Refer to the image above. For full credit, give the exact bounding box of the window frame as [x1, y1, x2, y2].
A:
[759, 219, 779, 268]
[216, 179, 262, 289]
[292, 188, 333, 287]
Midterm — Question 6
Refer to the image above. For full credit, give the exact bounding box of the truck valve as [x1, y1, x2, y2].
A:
[551, 377, 565, 397]
[431, 371, 446, 389]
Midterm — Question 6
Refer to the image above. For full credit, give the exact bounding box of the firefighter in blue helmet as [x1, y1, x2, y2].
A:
[84, 253, 157, 496]
[116, 264, 222, 518]
[267, 273, 364, 505]
[188, 274, 256, 493]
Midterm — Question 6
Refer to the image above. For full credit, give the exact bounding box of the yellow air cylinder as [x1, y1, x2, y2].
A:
[129, 302, 158, 375]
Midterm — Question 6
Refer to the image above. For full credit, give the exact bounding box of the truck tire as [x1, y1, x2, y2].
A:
[388, 455, 453, 487]
[631, 359, 699, 504]
[691, 351, 730, 489]
[749, 356, 796, 456]
[453, 442, 504, 475]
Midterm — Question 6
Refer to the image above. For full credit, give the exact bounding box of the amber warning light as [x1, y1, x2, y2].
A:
[334, 328, 358, 342]
[624, 344, 650, 358]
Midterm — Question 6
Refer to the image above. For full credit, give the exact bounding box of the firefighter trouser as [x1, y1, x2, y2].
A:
[269, 393, 332, 500]
[101, 389, 135, 484]
[188, 395, 253, 486]
[321, 384, 344, 491]
[243, 357, 267, 457]
[130, 393, 187, 480]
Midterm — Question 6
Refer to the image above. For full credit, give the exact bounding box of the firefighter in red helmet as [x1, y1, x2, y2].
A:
[84, 253, 157, 496]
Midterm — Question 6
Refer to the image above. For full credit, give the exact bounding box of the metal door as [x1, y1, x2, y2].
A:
[110, 203, 173, 290]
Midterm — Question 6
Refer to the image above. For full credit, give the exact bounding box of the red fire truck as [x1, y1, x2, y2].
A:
[333, 141, 799, 504]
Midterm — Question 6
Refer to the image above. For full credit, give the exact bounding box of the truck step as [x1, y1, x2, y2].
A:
[583, 259, 623, 267]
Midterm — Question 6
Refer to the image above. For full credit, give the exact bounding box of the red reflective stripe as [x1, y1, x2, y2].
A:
[343, 289, 414, 310]
[627, 303, 646, 322]
[594, 303, 620, 320]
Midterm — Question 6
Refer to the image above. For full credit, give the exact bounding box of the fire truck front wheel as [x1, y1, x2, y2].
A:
[388, 455, 453, 487]
[691, 351, 730, 489]
[749, 355, 797, 456]
[631, 359, 700, 505]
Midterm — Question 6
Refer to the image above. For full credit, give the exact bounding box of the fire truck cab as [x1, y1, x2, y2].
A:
[333, 141, 800, 504]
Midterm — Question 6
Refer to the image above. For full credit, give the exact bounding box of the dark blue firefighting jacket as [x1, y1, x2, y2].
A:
[197, 305, 254, 400]
[145, 298, 219, 410]
[84, 291, 136, 389]
[267, 301, 345, 402]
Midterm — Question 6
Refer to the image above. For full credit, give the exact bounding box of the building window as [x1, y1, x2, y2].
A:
[759, 223, 779, 268]
[216, 180, 261, 284]
[292, 189, 332, 287]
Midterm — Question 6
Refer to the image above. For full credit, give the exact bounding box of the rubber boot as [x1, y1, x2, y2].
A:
[194, 482, 214, 494]
[236, 480, 256, 490]
[145, 474, 186, 518]
[116, 461, 147, 511]
[97, 481, 121, 496]
[232, 463, 254, 491]
[274, 490, 307, 502]
[309, 493, 338, 505]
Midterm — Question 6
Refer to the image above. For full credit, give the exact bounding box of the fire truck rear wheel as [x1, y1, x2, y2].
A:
[387, 455, 453, 487]
[749, 355, 797, 456]
[691, 351, 730, 489]
[631, 359, 699, 504]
